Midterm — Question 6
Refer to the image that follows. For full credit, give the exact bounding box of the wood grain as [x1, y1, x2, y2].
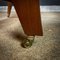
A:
[7, 0, 43, 36]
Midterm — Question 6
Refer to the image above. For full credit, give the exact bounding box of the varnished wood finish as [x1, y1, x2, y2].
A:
[7, 2, 12, 17]
[7, 0, 43, 36]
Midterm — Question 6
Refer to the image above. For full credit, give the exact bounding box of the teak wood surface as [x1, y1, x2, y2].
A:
[7, 0, 43, 36]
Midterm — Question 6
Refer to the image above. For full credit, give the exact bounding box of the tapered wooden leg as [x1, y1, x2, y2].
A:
[7, 2, 12, 17]
[9, 0, 43, 36]
[12, 0, 43, 36]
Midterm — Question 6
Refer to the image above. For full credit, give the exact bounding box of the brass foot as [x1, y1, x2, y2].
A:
[21, 36, 35, 48]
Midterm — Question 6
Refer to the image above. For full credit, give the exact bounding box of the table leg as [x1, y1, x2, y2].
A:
[7, 2, 12, 17]
[12, 0, 43, 36]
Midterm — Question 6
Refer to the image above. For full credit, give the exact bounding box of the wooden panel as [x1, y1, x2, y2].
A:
[7, 0, 43, 36]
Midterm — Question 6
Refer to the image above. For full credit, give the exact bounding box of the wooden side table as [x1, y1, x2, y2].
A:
[5, 0, 43, 48]
[7, 0, 43, 36]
